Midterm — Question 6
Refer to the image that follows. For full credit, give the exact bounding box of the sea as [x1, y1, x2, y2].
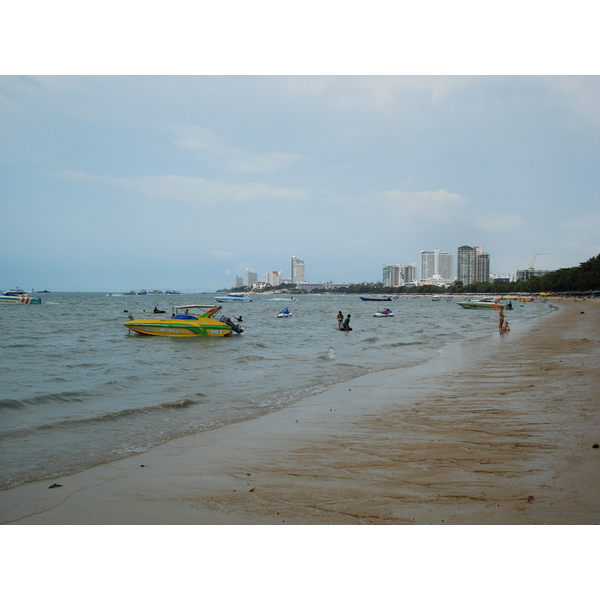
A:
[0, 292, 555, 490]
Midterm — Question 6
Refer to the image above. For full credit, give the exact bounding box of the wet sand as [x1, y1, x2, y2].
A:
[1, 298, 599, 525]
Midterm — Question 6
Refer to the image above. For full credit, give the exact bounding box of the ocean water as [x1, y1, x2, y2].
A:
[0, 292, 554, 490]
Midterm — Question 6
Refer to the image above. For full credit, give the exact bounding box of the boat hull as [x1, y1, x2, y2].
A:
[360, 296, 392, 301]
[0, 295, 42, 304]
[124, 318, 233, 336]
[214, 294, 252, 302]
[457, 302, 511, 310]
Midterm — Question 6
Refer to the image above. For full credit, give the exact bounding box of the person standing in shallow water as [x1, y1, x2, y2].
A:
[498, 308, 505, 331]
[341, 314, 352, 331]
[337, 311, 344, 329]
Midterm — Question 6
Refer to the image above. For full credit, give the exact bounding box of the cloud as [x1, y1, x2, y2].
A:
[171, 124, 306, 173]
[561, 211, 600, 257]
[373, 188, 468, 224]
[55, 170, 98, 181]
[542, 76, 600, 131]
[55, 171, 311, 205]
[471, 213, 525, 232]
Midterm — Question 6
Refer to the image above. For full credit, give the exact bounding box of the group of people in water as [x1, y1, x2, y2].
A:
[337, 311, 352, 331]
[145, 303, 509, 334]
[335, 308, 509, 334]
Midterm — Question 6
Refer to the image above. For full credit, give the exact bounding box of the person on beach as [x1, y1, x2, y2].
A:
[498, 308, 505, 330]
[341, 314, 352, 331]
[337, 311, 344, 329]
[501, 321, 510, 333]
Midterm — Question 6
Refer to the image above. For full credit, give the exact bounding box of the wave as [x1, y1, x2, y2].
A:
[236, 354, 271, 363]
[0, 390, 91, 411]
[0, 399, 24, 411]
[1, 395, 200, 438]
[163, 388, 207, 398]
[384, 341, 427, 348]
[317, 347, 336, 360]
[159, 398, 196, 409]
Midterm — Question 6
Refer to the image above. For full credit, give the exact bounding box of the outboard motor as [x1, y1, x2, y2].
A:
[220, 315, 243, 334]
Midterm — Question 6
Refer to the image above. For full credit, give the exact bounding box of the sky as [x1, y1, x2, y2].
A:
[1, 8, 599, 292]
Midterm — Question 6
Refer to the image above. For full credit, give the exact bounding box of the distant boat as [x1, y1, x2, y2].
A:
[0, 289, 42, 305]
[457, 297, 513, 310]
[360, 296, 392, 301]
[372, 309, 394, 317]
[214, 293, 253, 303]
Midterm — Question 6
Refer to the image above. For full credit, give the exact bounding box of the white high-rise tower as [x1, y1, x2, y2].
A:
[291, 256, 305, 283]
[420, 249, 453, 280]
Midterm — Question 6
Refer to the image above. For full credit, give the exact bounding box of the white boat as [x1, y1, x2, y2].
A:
[457, 297, 513, 310]
[372, 309, 394, 317]
[0, 289, 42, 305]
[214, 293, 253, 303]
[276, 308, 292, 317]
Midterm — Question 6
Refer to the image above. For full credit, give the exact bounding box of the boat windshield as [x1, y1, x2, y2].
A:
[173, 305, 221, 318]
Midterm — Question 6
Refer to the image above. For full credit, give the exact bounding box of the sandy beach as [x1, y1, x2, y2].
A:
[1, 298, 599, 525]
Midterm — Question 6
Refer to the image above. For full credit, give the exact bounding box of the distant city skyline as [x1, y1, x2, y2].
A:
[228, 245, 542, 291]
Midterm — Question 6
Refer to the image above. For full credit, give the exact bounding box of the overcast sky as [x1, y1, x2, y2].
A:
[1, 10, 598, 292]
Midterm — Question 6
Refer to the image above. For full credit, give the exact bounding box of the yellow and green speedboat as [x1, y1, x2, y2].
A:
[124, 305, 243, 337]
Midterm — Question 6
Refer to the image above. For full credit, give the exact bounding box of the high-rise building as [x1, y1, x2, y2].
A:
[383, 264, 417, 286]
[245, 269, 257, 288]
[291, 256, 305, 283]
[457, 246, 476, 284]
[475, 250, 490, 283]
[271, 271, 282, 286]
[402, 264, 417, 285]
[420, 249, 453, 281]
[457, 245, 490, 284]
[383, 265, 400, 287]
[233, 276, 243, 288]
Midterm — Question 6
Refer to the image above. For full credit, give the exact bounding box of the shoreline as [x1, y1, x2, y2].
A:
[1, 298, 598, 525]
